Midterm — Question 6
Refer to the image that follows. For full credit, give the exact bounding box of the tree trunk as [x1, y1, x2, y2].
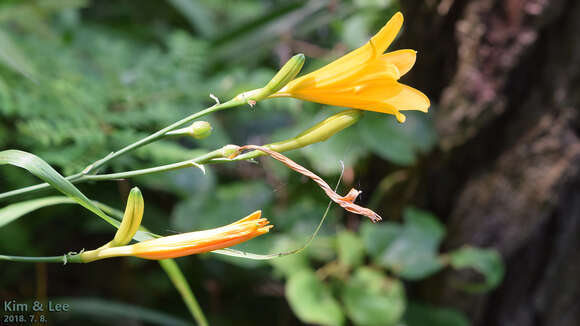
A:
[398, 1, 580, 325]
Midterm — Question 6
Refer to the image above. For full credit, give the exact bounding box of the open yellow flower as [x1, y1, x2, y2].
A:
[80, 211, 272, 262]
[270, 12, 429, 123]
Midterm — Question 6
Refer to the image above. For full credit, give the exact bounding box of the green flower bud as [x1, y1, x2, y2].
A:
[166, 121, 212, 139]
[220, 144, 240, 158]
[234, 53, 305, 103]
[190, 121, 212, 139]
[110, 187, 145, 247]
[235, 109, 362, 160]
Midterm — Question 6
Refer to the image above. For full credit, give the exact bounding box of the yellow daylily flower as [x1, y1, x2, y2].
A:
[270, 12, 429, 123]
[80, 211, 272, 262]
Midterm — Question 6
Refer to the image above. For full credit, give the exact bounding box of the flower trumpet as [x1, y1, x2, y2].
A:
[79, 210, 272, 262]
[271, 12, 429, 123]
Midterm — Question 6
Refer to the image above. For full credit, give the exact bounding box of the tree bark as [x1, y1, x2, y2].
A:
[398, 1, 580, 325]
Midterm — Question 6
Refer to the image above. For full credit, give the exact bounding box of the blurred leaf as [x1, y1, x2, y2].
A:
[354, 0, 395, 8]
[375, 207, 445, 280]
[51, 297, 190, 326]
[158, 259, 208, 326]
[172, 181, 272, 231]
[0, 150, 118, 226]
[342, 267, 405, 326]
[360, 221, 401, 258]
[166, 0, 215, 38]
[404, 302, 470, 326]
[342, 14, 371, 49]
[0, 196, 74, 228]
[358, 111, 436, 166]
[286, 270, 344, 326]
[211, 1, 328, 64]
[337, 230, 365, 268]
[449, 246, 505, 292]
[0, 28, 36, 80]
[269, 235, 311, 277]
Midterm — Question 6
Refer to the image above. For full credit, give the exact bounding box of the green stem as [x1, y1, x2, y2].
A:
[77, 149, 223, 182]
[0, 98, 245, 201]
[0, 254, 82, 264]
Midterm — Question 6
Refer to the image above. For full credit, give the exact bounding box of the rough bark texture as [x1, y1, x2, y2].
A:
[398, 1, 580, 325]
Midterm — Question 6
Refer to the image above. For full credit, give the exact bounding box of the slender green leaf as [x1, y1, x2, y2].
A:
[159, 259, 208, 326]
[0, 28, 36, 80]
[166, 0, 215, 38]
[0, 196, 74, 228]
[0, 150, 117, 226]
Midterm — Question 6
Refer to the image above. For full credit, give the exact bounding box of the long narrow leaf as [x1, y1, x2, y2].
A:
[0, 150, 117, 226]
[0, 28, 37, 80]
[166, 0, 215, 38]
[0, 196, 75, 228]
[159, 259, 209, 326]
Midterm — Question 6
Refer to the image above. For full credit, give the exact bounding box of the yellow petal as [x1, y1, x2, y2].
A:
[381, 49, 416, 77]
[284, 12, 405, 91]
[370, 11, 404, 54]
[382, 83, 430, 112]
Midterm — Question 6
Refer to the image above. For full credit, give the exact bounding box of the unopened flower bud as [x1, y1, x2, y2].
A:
[220, 144, 240, 158]
[234, 109, 362, 160]
[166, 121, 212, 139]
[234, 53, 305, 103]
[190, 121, 212, 139]
[111, 187, 144, 247]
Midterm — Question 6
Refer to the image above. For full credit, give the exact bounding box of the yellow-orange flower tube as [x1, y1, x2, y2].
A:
[270, 12, 429, 123]
[80, 211, 272, 262]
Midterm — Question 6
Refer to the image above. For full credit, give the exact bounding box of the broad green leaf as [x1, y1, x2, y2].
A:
[0, 196, 74, 228]
[0, 150, 117, 226]
[376, 207, 445, 280]
[0, 28, 36, 80]
[404, 302, 470, 326]
[337, 230, 365, 268]
[342, 267, 405, 326]
[360, 221, 401, 258]
[50, 297, 190, 326]
[358, 111, 436, 166]
[286, 270, 344, 326]
[449, 246, 504, 292]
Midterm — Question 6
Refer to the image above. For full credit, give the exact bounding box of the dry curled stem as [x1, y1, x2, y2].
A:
[230, 145, 382, 223]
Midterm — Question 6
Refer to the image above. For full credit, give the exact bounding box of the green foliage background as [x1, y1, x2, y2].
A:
[0, 1, 502, 325]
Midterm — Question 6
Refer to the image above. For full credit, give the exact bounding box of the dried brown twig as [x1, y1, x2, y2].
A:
[230, 145, 382, 223]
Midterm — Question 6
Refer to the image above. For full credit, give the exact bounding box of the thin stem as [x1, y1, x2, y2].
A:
[0, 98, 245, 201]
[86, 99, 241, 174]
[0, 254, 81, 264]
[77, 149, 223, 182]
